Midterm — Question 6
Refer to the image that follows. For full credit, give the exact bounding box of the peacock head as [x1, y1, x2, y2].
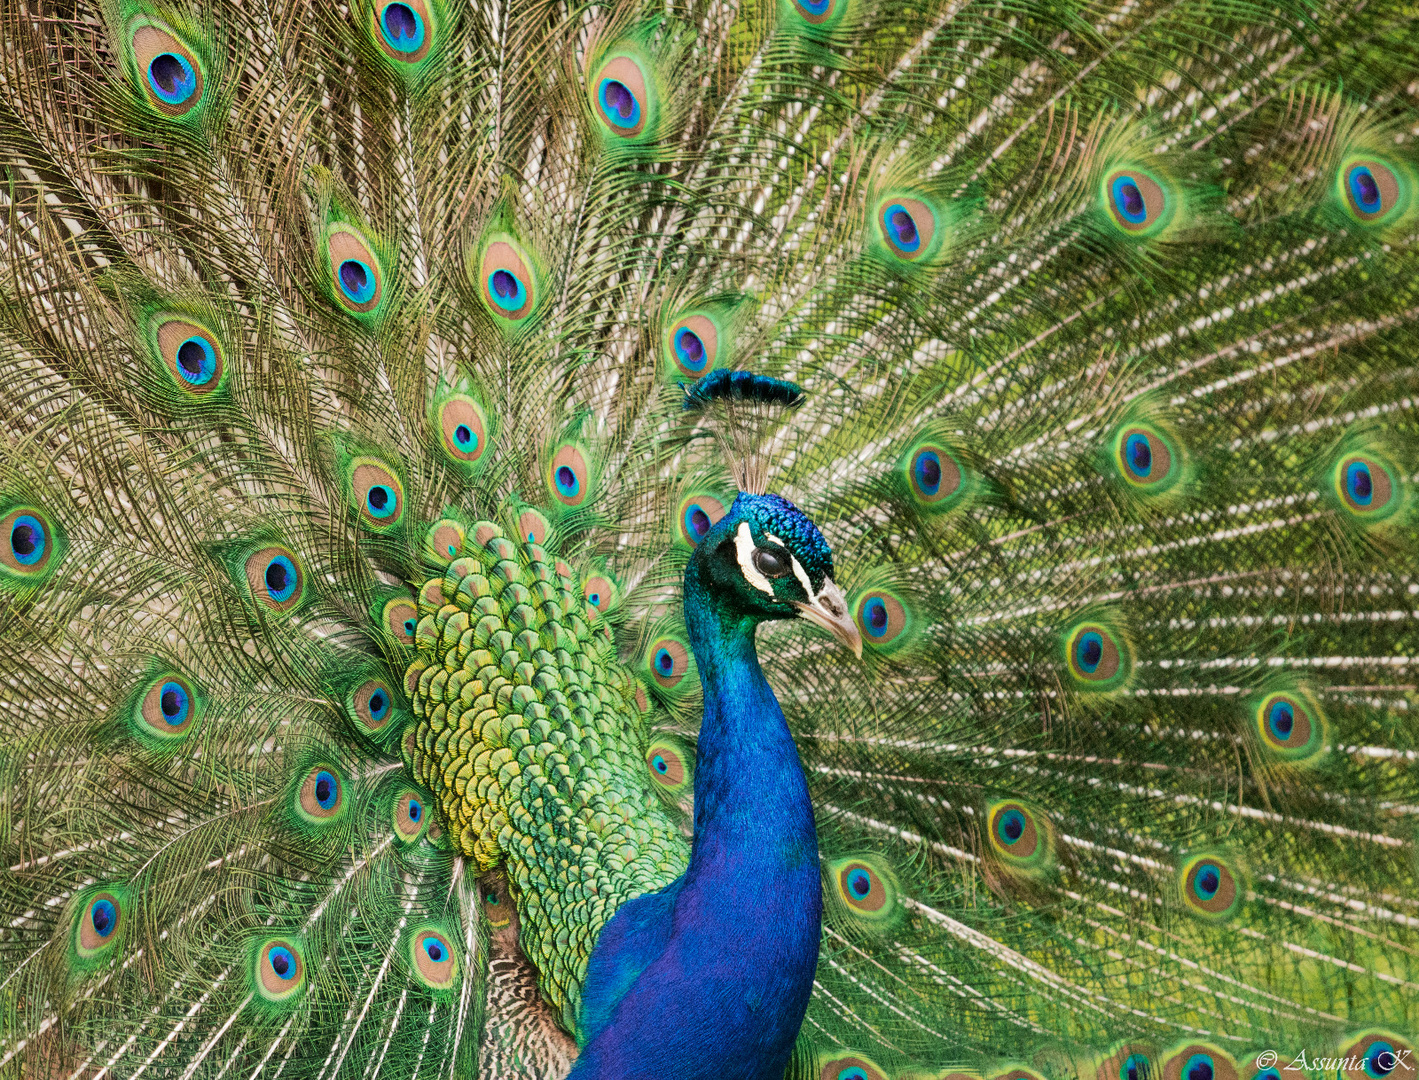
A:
[688, 492, 862, 657]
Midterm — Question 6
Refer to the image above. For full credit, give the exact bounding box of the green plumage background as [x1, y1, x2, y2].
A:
[0, 0, 1416, 1075]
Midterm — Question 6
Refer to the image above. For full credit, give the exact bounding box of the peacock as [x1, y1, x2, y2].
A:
[1, 0, 1417, 1075]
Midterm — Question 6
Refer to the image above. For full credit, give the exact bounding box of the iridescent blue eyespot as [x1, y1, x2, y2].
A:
[268, 945, 295, 980]
[368, 689, 390, 722]
[158, 681, 190, 726]
[554, 465, 580, 499]
[996, 808, 1025, 845]
[147, 52, 197, 105]
[861, 597, 889, 638]
[1183, 1054, 1214, 1080]
[1365, 1042, 1397, 1078]
[1111, 176, 1147, 224]
[423, 938, 444, 962]
[380, 2, 425, 52]
[1122, 1054, 1151, 1080]
[674, 327, 709, 373]
[912, 450, 941, 496]
[1254, 1071, 1279, 1080]
[845, 867, 872, 899]
[408, 798, 421, 822]
[1075, 631, 1104, 673]
[598, 79, 641, 130]
[882, 204, 921, 253]
[1346, 461, 1373, 506]
[338, 259, 377, 305]
[366, 484, 396, 519]
[1192, 864, 1221, 901]
[838, 1069, 869, 1080]
[1349, 167, 1382, 215]
[453, 424, 476, 451]
[655, 648, 674, 675]
[10, 515, 45, 566]
[404, 618, 416, 635]
[799, 0, 831, 12]
[587, 592, 601, 607]
[1125, 433, 1152, 477]
[683, 504, 712, 541]
[264, 555, 297, 602]
[651, 754, 668, 774]
[487, 269, 527, 313]
[1267, 701, 1294, 740]
[90, 898, 117, 938]
[314, 770, 338, 810]
[175, 336, 217, 385]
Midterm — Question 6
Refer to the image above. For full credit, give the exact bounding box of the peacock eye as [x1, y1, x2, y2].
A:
[752, 548, 789, 578]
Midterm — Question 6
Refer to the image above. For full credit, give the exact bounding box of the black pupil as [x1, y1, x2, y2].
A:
[1131, 439, 1151, 470]
[756, 550, 785, 576]
[604, 79, 634, 119]
[680, 331, 703, 362]
[492, 269, 517, 298]
[1357, 172, 1380, 205]
[427, 942, 443, 961]
[1004, 817, 1023, 841]
[1274, 705, 1293, 735]
[316, 777, 332, 803]
[1082, 638, 1102, 666]
[404, 619, 415, 634]
[851, 874, 869, 897]
[384, 2, 417, 38]
[92, 904, 111, 933]
[368, 486, 388, 510]
[340, 260, 368, 294]
[11, 524, 35, 556]
[266, 562, 288, 592]
[1121, 181, 1144, 216]
[1126, 1065, 1138, 1080]
[689, 508, 710, 536]
[150, 53, 185, 94]
[869, 604, 887, 630]
[161, 689, 181, 716]
[272, 952, 289, 976]
[1371, 1052, 1394, 1077]
[891, 209, 917, 243]
[558, 466, 576, 488]
[1199, 869, 1219, 893]
[409, 802, 420, 820]
[455, 424, 472, 445]
[920, 456, 940, 487]
[657, 652, 673, 673]
[178, 339, 205, 374]
[486, 893, 498, 905]
[1188, 1064, 1212, 1080]
[370, 692, 385, 713]
[1353, 467, 1372, 499]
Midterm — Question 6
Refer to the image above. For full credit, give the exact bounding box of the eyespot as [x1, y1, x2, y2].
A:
[1178, 854, 1243, 922]
[297, 765, 346, 822]
[1, 506, 63, 584]
[410, 928, 458, 990]
[352, 680, 395, 734]
[591, 55, 650, 138]
[136, 673, 200, 738]
[154, 319, 224, 394]
[752, 547, 790, 578]
[986, 800, 1054, 874]
[819, 1055, 889, 1080]
[1334, 454, 1396, 518]
[482, 878, 513, 928]
[853, 590, 909, 649]
[645, 737, 691, 794]
[790, 0, 836, 24]
[392, 790, 427, 842]
[255, 938, 306, 1002]
[130, 22, 203, 117]
[905, 444, 963, 507]
[675, 493, 726, 546]
[517, 509, 550, 546]
[350, 458, 405, 529]
[1104, 168, 1170, 235]
[75, 891, 124, 959]
[1338, 1032, 1412, 1080]
[382, 597, 418, 645]
[1063, 620, 1131, 690]
[547, 446, 590, 508]
[1161, 1045, 1238, 1080]
[647, 637, 690, 691]
[424, 519, 466, 564]
[436, 395, 489, 466]
[1341, 159, 1403, 224]
[480, 240, 535, 321]
[666, 314, 718, 377]
[326, 227, 385, 315]
[373, 0, 432, 63]
[243, 545, 304, 612]
[1096, 1046, 1156, 1080]
[1115, 424, 1178, 490]
[583, 575, 616, 618]
[878, 198, 935, 260]
[1253, 690, 1325, 763]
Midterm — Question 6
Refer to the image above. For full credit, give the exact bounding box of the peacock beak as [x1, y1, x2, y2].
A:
[794, 580, 862, 659]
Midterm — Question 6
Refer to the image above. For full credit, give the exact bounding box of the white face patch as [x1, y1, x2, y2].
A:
[735, 522, 774, 595]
